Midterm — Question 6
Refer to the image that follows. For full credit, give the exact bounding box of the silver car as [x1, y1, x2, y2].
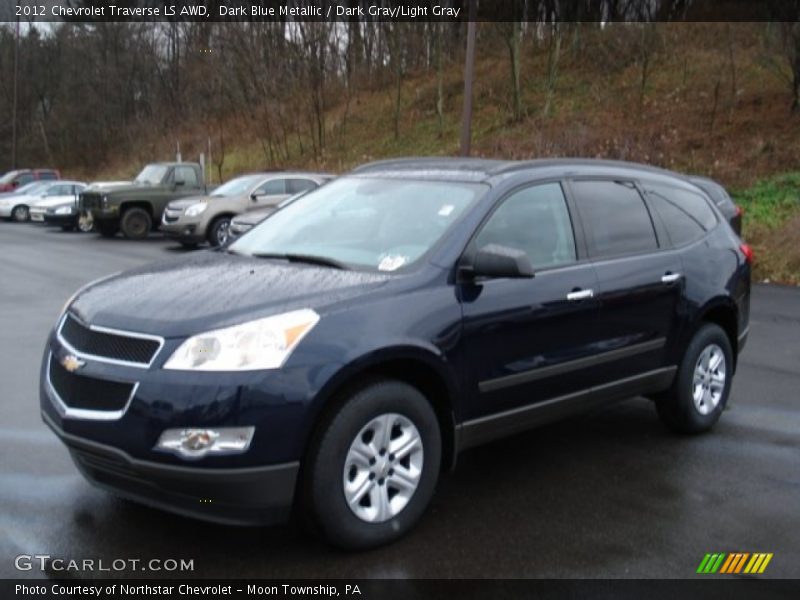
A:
[160, 172, 332, 247]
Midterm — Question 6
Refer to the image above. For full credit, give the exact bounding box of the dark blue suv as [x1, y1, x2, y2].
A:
[41, 158, 751, 548]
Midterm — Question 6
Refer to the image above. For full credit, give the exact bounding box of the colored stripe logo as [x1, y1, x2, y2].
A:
[697, 553, 773, 574]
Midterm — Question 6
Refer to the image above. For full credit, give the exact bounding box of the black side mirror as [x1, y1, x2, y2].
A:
[173, 179, 185, 187]
[466, 244, 534, 280]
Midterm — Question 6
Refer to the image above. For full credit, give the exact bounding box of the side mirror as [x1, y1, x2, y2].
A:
[466, 244, 534, 280]
[173, 179, 185, 187]
[251, 192, 265, 201]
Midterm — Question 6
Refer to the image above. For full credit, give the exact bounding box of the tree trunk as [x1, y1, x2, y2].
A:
[435, 22, 445, 137]
[543, 26, 562, 118]
[506, 21, 523, 122]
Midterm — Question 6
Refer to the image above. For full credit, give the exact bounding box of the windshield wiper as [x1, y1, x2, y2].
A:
[251, 252, 349, 270]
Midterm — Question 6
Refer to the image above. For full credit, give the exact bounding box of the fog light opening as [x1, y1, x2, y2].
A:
[155, 426, 255, 459]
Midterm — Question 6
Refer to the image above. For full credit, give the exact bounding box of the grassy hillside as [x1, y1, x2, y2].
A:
[83, 23, 800, 282]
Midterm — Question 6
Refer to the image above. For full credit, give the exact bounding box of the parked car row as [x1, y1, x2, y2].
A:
[3, 164, 741, 249]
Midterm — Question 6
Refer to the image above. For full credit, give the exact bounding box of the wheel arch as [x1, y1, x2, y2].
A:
[304, 346, 460, 475]
[695, 298, 739, 370]
[120, 200, 154, 218]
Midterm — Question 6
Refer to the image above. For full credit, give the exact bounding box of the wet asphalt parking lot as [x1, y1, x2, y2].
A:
[1, 221, 798, 579]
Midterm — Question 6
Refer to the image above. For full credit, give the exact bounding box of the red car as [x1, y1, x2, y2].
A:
[0, 169, 61, 192]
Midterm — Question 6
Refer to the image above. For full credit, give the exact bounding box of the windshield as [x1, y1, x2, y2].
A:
[211, 174, 267, 197]
[11, 181, 50, 195]
[0, 171, 23, 185]
[134, 165, 169, 185]
[229, 177, 485, 271]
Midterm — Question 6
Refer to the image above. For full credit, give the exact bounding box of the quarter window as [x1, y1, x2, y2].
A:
[571, 180, 658, 259]
[473, 182, 576, 270]
[287, 178, 318, 194]
[646, 183, 718, 248]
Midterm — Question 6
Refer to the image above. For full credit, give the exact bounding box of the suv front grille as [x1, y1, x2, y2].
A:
[59, 314, 161, 366]
[79, 193, 102, 211]
[49, 356, 135, 413]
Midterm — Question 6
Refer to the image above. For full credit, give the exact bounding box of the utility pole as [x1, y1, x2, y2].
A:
[459, 0, 477, 156]
[12, 17, 20, 168]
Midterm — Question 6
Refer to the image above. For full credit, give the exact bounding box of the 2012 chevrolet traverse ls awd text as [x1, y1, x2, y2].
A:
[41, 158, 751, 549]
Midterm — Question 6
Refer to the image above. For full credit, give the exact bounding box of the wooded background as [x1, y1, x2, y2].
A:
[1, 6, 799, 187]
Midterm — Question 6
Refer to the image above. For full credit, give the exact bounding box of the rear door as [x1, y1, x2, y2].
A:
[459, 181, 601, 421]
[568, 178, 683, 380]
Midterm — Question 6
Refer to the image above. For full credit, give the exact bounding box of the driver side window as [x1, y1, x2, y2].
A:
[473, 182, 577, 270]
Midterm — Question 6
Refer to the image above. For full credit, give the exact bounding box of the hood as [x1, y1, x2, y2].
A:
[85, 181, 130, 191]
[167, 195, 213, 210]
[233, 207, 277, 226]
[69, 251, 392, 337]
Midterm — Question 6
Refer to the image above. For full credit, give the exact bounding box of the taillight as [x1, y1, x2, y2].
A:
[740, 243, 753, 264]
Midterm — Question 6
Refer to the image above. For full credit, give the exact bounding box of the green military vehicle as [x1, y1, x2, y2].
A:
[79, 162, 207, 239]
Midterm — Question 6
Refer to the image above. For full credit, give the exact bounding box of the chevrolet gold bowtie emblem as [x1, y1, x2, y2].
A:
[61, 354, 85, 373]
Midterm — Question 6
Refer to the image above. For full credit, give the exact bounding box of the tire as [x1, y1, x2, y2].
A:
[207, 216, 231, 247]
[11, 205, 29, 222]
[120, 207, 152, 240]
[656, 323, 733, 434]
[304, 379, 441, 549]
[77, 213, 94, 233]
[95, 220, 119, 238]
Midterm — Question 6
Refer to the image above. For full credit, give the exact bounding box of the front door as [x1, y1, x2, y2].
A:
[459, 182, 602, 425]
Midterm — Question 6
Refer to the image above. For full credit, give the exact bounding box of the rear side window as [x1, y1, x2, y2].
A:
[16, 173, 34, 185]
[286, 178, 318, 194]
[174, 166, 199, 186]
[473, 182, 576, 270]
[571, 180, 658, 259]
[37, 171, 58, 181]
[646, 183, 717, 247]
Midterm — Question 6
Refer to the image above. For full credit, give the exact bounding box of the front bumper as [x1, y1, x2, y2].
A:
[43, 212, 78, 227]
[29, 208, 48, 222]
[160, 215, 205, 243]
[39, 320, 330, 526]
[229, 221, 254, 238]
[43, 411, 298, 526]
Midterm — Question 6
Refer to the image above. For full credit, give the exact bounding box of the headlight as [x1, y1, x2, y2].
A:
[54, 206, 73, 215]
[184, 203, 207, 217]
[163, 309, 320, 371]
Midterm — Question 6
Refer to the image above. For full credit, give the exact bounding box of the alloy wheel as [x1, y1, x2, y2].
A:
[342, 413, 423, 523]
[12, 206, 29, 222]
[215, 220, 229, 246]
[692, 343, 726, 415]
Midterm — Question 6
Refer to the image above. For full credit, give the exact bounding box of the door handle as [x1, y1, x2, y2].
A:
[566, 289, 594, 301]
[661, 272, 682, 284]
